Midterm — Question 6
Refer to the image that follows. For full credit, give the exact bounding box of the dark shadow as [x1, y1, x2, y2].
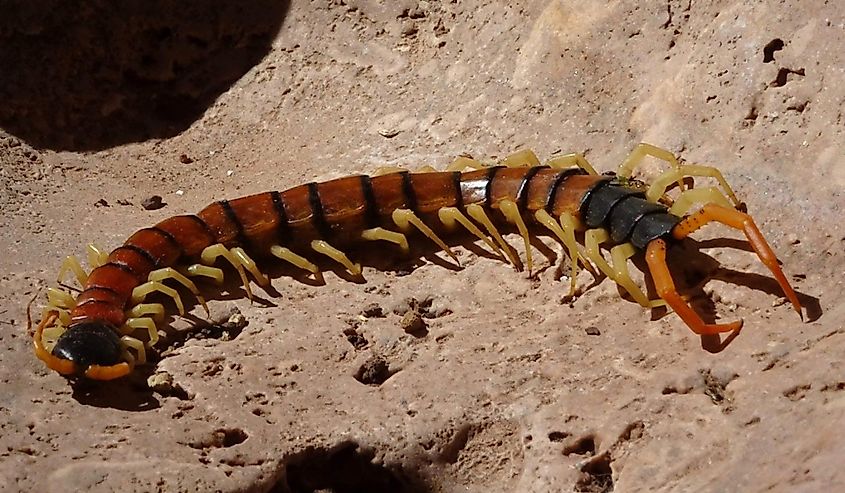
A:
[0, 0, 290, 151]
[70, 365, 161, 411]
[272, 441, 433, 493]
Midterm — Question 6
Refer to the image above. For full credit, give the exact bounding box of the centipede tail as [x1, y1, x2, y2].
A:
[33, 144, 803, 380]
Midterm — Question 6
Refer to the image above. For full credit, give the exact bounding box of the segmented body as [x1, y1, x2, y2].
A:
[32, 144, 803, 381]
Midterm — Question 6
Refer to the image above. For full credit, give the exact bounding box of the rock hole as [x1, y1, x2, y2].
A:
[563, 435, 596, 456]
[763, 38, 784, 63]
[548, 431, 570, 442]
[354, 355, 396, 386]
[771, 67, 805, 87]
[279, 442, 430, 493]
[439, 425, 472, 464]
[575, 453, 614, 493]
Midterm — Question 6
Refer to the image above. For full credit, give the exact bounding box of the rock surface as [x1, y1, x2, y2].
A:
[1, 1, 843, 492]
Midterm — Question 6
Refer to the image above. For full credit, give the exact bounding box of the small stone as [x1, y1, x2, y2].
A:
[94, 198, 110, 207]
[585, 326, 601, 336]
[401, 311, 426, 335]
[401, 22, 418, 37]
[378, 128, 400, 138]
[141, 195, 165, 210]
[179, 153, 194, 164]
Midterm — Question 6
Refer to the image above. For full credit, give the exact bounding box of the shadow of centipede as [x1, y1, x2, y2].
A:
[0, 0, 290, 151]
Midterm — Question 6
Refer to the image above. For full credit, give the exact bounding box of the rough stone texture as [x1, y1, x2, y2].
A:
[1, 1, 843, 492]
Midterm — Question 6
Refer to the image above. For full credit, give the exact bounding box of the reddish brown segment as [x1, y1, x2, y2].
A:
[64, 167, 596, 331]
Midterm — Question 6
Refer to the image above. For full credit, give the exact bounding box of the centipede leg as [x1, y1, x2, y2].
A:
[646, 239, 743, 335]
[584, 229, 615, 279]
[373, 166, 406, 176]
[131, 281, 186, 316]
[668, 187, 733, 216]
[231, 247, 271, 287]
[200, 244, 253, 300]
[148, 267, 210, 315]
[466, 204, 519, 266]
[547, 153, 599, 175]
[617, 143, 682, 180]
[57, 255, 88, 286]
[392, 209, 459, 264]
[446, 156, 486, 171]
[126, 303, 165, 322]
[534, 210, 581, 296]
[415, 165, 438, 173]
[270, 245, 321, 276]
[498, 199, 533, 273]
[361, 227, 410, 253]
[86, 243, 108, 269]
[120, 335, 147, 365]
[671, 203, 802, 316]
[646, 164, 742, 207]
[124, 317, 160, 346]
[609, 243, 666, 308]
[438, 207, 502, 256]
[47, 288, 76, 309]
[185, 264, 225, 285]
[501, 149, 541, 168]
[311, 240, 362, 276]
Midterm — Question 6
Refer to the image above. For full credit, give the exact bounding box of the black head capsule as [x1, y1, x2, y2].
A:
[51, 322, 123, 375]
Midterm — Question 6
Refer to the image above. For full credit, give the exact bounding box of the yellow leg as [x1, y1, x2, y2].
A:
[57, 255, 87, 286]
[373, 166, 406, 176]
[584, 229, 615, 279]
[392, 209, 459, 263]
[201, 244, 253, 300]
[270, 245, 320, 274]
[121, 335, 146, 365]
[668, 187, 733, 216]
[131, 281, 185, 316]
[126, 303, 165, 322]
[534, 210, 580, 295]
[42, 308, 71, 328]
[148, 267, 209, 314]
[446, 156, 486, 171]
[86, 243, 108, 269]
[415, 165, 438, 173]
[559, 213, 598, 276]
[617, 142, 681, 179]
[438, 207, 502, 255]
[547, 153, 598, 175]
[361, 227, 410, 253]
[647, 164, 742, 207]
[498, 199, 532, 273]
[609, 243, 666, 308]
[232, 247, 270, 287]
[185, 264, 225, 285]
[466, 204, 517, 266]
[124, 317, 160, 347]
[42, 324, 67, 347]
[47, 288, 76, 309]
[501, 149, 541, 168]
[311, 240, 362, 276]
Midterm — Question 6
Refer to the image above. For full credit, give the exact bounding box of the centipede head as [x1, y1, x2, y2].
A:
[32, 313, 131, 381]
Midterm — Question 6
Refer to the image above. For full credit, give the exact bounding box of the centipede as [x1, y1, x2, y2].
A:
[31, 143, 803, 381]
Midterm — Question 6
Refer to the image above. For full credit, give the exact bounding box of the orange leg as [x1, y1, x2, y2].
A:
[672, 203, 802, 316]
[646, 239, 743, 335]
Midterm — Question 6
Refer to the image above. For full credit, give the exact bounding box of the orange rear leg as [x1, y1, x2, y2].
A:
[646, 239, 743, 335]
[672, 203, 802, 317]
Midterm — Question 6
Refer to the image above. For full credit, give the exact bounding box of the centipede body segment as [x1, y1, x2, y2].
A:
[32, 143, 803, 380]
